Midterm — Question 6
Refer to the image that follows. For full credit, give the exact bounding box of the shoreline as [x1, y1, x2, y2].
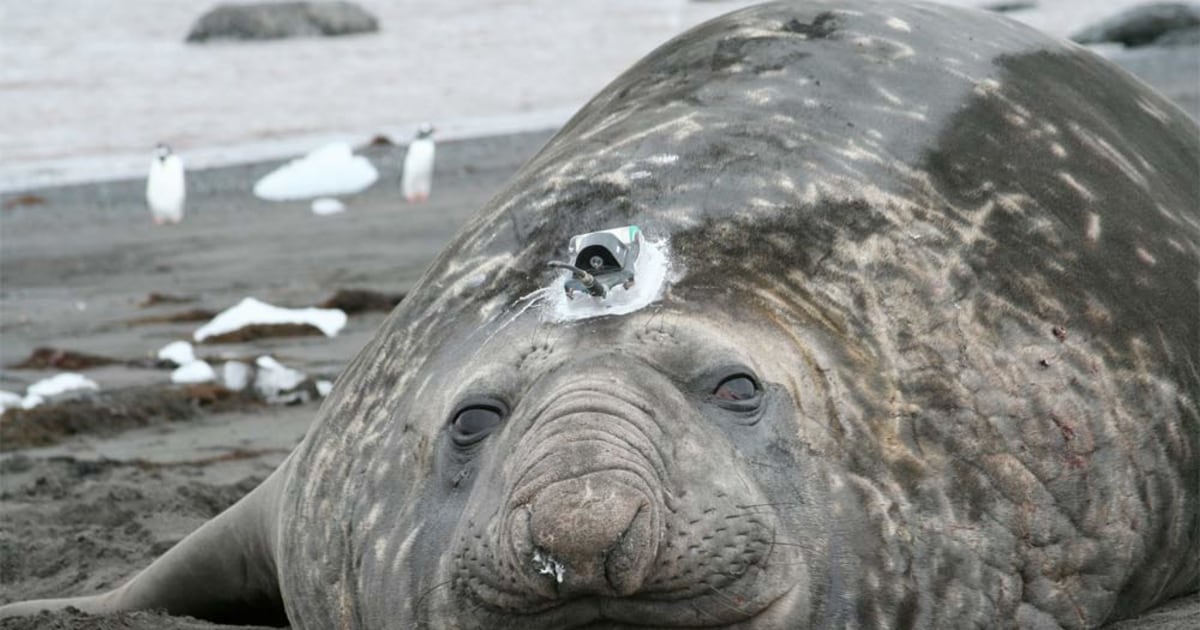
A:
[0, 110, 573, 195]
[2, 42, 1194, 196]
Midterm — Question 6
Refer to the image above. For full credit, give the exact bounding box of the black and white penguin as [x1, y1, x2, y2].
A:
[146, 143, 186, 225]
[401, 123, 435, 203]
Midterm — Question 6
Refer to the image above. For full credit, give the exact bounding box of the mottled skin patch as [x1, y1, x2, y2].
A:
[2, 1, 1197, 629]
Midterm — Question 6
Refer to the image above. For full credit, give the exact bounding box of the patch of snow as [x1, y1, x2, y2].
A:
[16, 373, 100, 410]
[255, 356, 307, 391]
[223, 361, 252, 391]
[27, 373, 99, 399]
[254, 355, 312, 404]
[316, 380, 334, 397]
[193, 297, 347, 342]
[311, 197, 346, 215]
[171, 360, 216, 384]
[253, 142, 378, 201]
[0, 390, 23, 413]
[157, 340, 196, 366]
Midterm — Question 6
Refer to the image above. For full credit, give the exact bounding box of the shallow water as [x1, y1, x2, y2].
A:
[0, 0, 1174, 190]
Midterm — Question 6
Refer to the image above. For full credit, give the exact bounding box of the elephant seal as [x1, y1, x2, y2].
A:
[3, 0, 1197, 627]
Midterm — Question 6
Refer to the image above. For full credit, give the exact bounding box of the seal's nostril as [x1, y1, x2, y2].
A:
[526, 474, 659, 597]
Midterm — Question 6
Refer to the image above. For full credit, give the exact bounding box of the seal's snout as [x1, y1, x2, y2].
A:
[529, 474, 657, 596]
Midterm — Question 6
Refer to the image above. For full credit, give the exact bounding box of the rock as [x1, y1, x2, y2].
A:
[1071, 2, 1200, 48]
[1154, 24, 1200, 46]
[185, 1, 379, 43]
[10, 347, 121, 370]
[982, 1, 1037, 14]
[315, 288, 405, 314]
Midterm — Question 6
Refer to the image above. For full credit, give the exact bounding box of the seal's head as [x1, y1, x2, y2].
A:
[418, 300, 828, 626]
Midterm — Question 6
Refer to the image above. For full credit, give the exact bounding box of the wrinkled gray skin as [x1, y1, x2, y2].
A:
[3, 1, 1198, 628]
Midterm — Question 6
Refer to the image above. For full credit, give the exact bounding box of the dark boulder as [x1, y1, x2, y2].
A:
[1153, 24, 1200, 46]
[1071, 2, 1200, 48]
[982, 1, 1037, 14]
[186, 1, 379, 43]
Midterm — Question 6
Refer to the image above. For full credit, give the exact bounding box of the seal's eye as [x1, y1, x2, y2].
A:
[450, 399, 507, 446]
[709, 373, 762, 413]
[713, 375, 758, 401]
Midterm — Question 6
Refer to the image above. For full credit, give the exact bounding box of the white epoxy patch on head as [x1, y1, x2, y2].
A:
[541, 236, 675, 323]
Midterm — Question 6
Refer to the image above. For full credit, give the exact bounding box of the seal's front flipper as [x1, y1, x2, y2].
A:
[0, 467, 288, 626]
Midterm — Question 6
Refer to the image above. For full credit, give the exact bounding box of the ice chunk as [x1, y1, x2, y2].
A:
[27, 373, 99, 399]
[254, 355, 313, 404]
[157, 340, 196, 366]
[16, 373, 100, 410]
[223, 360, 252, 391]
[0, 390, 23, 413]
[253, 143, 378, 201]
[311, 197, 346, 215]
[171, 360, 216, 384]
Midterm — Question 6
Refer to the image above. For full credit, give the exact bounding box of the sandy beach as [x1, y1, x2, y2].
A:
[2, 1, 1199, 628]
[0, 130, 554, 629]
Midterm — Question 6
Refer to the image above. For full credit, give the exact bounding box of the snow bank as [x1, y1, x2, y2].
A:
[193, 297, 347, 342]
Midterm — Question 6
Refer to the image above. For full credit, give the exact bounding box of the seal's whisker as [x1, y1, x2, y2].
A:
[413, 579, 454, 615]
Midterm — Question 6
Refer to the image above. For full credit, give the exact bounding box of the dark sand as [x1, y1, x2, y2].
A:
[1, 45, 1198, 630]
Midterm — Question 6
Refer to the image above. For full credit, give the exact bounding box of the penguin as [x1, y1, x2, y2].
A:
[146, 143, 186, 225]
[401, 123, 435, 203]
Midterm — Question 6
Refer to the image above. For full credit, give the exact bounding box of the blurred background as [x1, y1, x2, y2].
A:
[2, 0, 1194, 190]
